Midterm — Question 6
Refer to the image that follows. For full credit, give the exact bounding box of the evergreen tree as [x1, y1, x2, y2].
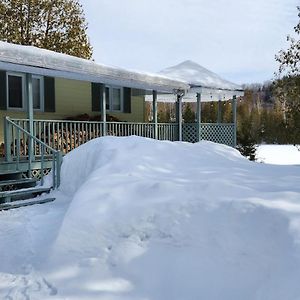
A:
[0, 0, 93, 59]
[183, 103, 195, 123]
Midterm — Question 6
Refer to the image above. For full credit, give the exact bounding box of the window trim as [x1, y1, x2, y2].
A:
[6, 72, 44, 112]
[106, 85, 123, 112]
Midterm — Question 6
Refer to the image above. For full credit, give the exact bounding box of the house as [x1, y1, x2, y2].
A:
[0, 41, 243, 199]
[0, 42, 189, 146]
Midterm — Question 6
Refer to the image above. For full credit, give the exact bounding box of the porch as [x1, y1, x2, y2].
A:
[0, 112, 236, 182]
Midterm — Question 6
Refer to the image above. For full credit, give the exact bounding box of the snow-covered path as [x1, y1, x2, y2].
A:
[1, 137, 300, 300]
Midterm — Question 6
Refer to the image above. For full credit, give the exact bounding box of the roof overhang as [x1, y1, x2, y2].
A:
[0, 42, 189, 94]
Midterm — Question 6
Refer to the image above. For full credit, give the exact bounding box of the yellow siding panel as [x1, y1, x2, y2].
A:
[0, 78, 145, 144]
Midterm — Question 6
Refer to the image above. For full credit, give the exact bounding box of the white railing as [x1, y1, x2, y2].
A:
[8, 119, 178, 154]
[5, 117, 62, 188]
[7, 119, 235, 157]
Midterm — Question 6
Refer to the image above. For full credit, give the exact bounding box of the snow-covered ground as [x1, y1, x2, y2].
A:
[1, 136, 300, 300]
[256, 144, 300, 165]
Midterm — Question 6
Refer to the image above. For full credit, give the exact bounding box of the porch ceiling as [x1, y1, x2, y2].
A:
[0, 42, 189, 94]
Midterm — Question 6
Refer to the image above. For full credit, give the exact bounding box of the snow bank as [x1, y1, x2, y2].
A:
[256, 144, 300, 165]
[1, 136, 300, 300]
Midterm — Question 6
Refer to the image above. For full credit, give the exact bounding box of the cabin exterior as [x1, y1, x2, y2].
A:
[0, 42, 242, 194]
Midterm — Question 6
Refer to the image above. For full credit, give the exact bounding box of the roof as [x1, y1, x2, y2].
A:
[145, 60, 244, 102]
[0, 42, 189, 93]
[159, 60, 243, 92]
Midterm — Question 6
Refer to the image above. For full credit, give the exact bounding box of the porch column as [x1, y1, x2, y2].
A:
[232, 95, 237, 147]
[196, 92, 202, 142]
[152, 90, 158, 139]
[26, 73, 34, 176]
[176, 94, 183, 141]
[102, 84, 107, 136]
[217, 97, 222, 123]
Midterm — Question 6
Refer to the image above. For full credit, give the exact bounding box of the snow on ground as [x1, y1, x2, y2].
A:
[1, 136, 300, 300]
[256, 144, 300, 165]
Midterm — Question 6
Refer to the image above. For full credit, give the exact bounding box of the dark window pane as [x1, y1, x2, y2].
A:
[8, 75, 23, 108]
[33, 78, 41, 109]
[105, 87, 110, 110]
[112, 88, 121, 110]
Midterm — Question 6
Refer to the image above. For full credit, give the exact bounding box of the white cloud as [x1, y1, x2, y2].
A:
[81, 0, 299, 84]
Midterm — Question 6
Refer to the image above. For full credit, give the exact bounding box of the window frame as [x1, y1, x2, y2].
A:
[105, 85, 123, 113]
[6, 72, 44, 112]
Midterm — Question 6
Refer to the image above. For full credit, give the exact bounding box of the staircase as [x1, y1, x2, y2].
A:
[0, 170, 55, 211]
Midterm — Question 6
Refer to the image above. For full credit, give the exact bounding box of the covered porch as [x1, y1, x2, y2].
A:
[0, 43, 243, 188]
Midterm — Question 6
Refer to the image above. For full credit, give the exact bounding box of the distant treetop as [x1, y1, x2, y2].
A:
[276, 6, 300, 76]
[0, 0, 93, 59]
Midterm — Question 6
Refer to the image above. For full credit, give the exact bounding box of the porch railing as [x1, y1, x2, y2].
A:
[4, 117, 62, 188]
[6, 118, 235, 157]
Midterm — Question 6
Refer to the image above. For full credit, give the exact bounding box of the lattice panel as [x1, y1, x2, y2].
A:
[29, 168, 52, 180]
[183, 124, 235, 146]
[201, 124, 234, 146]
[183, 124, 198, 143]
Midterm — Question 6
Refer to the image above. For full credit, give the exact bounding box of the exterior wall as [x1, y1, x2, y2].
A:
[0, 77, 145, 144]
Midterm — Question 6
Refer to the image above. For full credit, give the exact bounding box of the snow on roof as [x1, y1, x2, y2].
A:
[159, 60, 243, 91]
[0, 41, 189, 93]
[145, 60, 244, 102]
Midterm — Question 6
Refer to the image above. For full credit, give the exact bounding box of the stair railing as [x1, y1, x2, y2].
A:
[4, 117, 62, 189]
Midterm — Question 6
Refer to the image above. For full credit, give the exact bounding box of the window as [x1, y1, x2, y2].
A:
[7, 72, 44, 111]
[105, 86, 123, 112]
[7, 73, 25, 109]
[32, 76, 44, 110]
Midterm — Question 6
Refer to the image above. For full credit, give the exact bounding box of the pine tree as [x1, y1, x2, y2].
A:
[183, 103, 195, 123]
[0, 0, 93, 59]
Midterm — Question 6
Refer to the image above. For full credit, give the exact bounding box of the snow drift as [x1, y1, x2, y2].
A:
[1, 136, 300, 300]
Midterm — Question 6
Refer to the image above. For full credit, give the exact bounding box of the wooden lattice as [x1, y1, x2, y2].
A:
[183, 124, 235, 146]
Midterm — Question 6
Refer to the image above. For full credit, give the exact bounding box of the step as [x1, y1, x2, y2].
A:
[0, 170, 23, 181]
[0, 186, 51, 200]
[0, 197, 55, 211]
[0, 178, 37, 188]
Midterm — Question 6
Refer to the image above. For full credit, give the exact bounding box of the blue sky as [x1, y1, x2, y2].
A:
[81, 0, 299, 84]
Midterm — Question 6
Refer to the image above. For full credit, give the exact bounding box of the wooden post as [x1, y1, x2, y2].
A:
[196, 92, 202, 142]
[102, 85, 107, 136]
[26, 73, 34, 176]
[176, 94, 183, 141]
[4, 117, 12, 162]
[232, 95, 237, 147]
[152, 90, 158, 139]
[217, 98, 222, 123]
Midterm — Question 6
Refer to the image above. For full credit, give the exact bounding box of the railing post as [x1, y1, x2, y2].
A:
[41, 144, 45, 186]
[176, 94, 183, 141]
[16, 129, 20, 171]
[4, 117, 12, 162]
[196, 92, 202, 142]
[217, 98, 222, 123]
[152, 90, 158, 139]
[26, 73, 35, 162]
[232, 95, 237, 147]
[56, 151, 63, 188]
[102, 84, 107, 136]
[52, 152, 56, 188]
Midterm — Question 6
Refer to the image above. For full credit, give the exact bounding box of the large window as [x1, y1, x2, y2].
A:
[105, 86, 123, 112]
[7, 73, 25, 109]
[7, 72, 44, 111]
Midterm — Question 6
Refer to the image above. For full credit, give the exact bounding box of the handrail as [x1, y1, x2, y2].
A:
[4, 117, 62, 189]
